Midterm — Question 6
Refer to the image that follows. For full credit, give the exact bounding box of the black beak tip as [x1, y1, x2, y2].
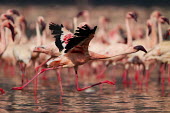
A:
[134, 45, 147, 53]
[148, 27, 152, 36]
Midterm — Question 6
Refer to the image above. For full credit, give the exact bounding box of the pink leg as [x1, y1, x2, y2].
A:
[19, 62, 26, 85]
[0, 88, 5, 94]
[96, 66, 107, 92]
[41, 72, 48, 80]
[161, 64, 165, 85]
[145, 69, 150, 87]
[74, 67, 115, 91]
[56, 68, 64, 95]
[11, 67, 56, 90]
[66, 68, 73, 84]
[35, 57, 52, 72]
[96, 67, 107, 79]
[168, 64, 170, 85]
[134, 69, 142, 86]
[122, 69, 128, 85]
[161, 69, 165, 96]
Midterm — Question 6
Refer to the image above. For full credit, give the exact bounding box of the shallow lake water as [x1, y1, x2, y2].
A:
[0, 65, 170, 113]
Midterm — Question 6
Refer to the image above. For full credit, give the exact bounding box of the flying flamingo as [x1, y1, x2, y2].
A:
[11, 23, 147, 91]
[0, 20, 15, 94]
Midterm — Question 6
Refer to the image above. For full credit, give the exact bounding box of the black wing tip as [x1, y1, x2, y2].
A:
[92, 26, 97, 33]
[49, 22, 63, 30]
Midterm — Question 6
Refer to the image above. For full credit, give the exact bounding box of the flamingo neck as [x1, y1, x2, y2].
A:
[20, 22, 27, 42]
[0, 26, 7, 54]
[146, 27, 151, 48]
[73, 17, 77, 33]
[41, 30, 46, 45]
[14, 27, 22, 44]
[125, 19, 132, 46]
[158, 22, 163, 43]
[36, 22, 41, 46]
[151, 20, 158, 48]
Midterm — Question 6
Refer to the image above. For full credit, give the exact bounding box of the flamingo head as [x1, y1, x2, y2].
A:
[33, 46, 46, 52]
[99, 16, 110, 25]
[2, 20, 16, 41]
[18, 16, 27, 30]
[151, 11, 161, 19]
[164, 28, 170, 39]
[6, 9, 20, 16]
[159, 16, 169, 25]
[127, 11, 138, 22]
[38, 16, 46, 32]
[146, 19, 152, 36]
[133, 45, 147, 53]
[1, 14, 14, 24]
[76, 10, 89, 18]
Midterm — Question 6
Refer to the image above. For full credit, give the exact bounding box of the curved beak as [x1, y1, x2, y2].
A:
[8, 23, 16, 41]
[134, 45, 147, 53]
[163, 17, 169, 25]
[147, 24, 152, 36]
[1, 14, 15, 24]
[39, 19, 46, 32]
[76, 11, 84, 18]
[7, 9, 20, 16]
[129, 12, 138, 22]
[18, 16, 27, 30]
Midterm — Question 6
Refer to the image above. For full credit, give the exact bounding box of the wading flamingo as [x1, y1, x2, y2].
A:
[0, 20, 15, 94]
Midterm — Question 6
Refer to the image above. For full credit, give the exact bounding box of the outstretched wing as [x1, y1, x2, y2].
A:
[49, 23, 73, 52]
[64, 25, 97, 53]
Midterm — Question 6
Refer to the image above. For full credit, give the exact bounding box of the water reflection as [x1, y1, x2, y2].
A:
[0, 79, 170, 113]
[1, 69, 170, 113]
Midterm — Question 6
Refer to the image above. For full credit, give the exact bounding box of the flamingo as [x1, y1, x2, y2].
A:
[0, 14, 16, 65]
[11, 23, 147, 91]
[6, 9, 30, 45]
[144, 17, 169, 66]
[144, 27, 170, 84]
[0, 20, 15, 55]
[0, 12, 23, 73]
[0, 20, 15, 94]
[13, 16, 47, 85]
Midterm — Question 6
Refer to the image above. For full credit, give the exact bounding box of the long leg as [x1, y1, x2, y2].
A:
[19, 62, 26, 85]
[35, 57, 52, 72]
[11, 67, 57, 90]
[56, 68, 64, 95]
[168, 64, 170, 85]
[74, 66, 115, 91]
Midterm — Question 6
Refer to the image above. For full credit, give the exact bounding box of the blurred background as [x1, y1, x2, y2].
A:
[0, 0, 169, 37]
[0, 0, 169, 24]
[1, 0, 170, 6]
